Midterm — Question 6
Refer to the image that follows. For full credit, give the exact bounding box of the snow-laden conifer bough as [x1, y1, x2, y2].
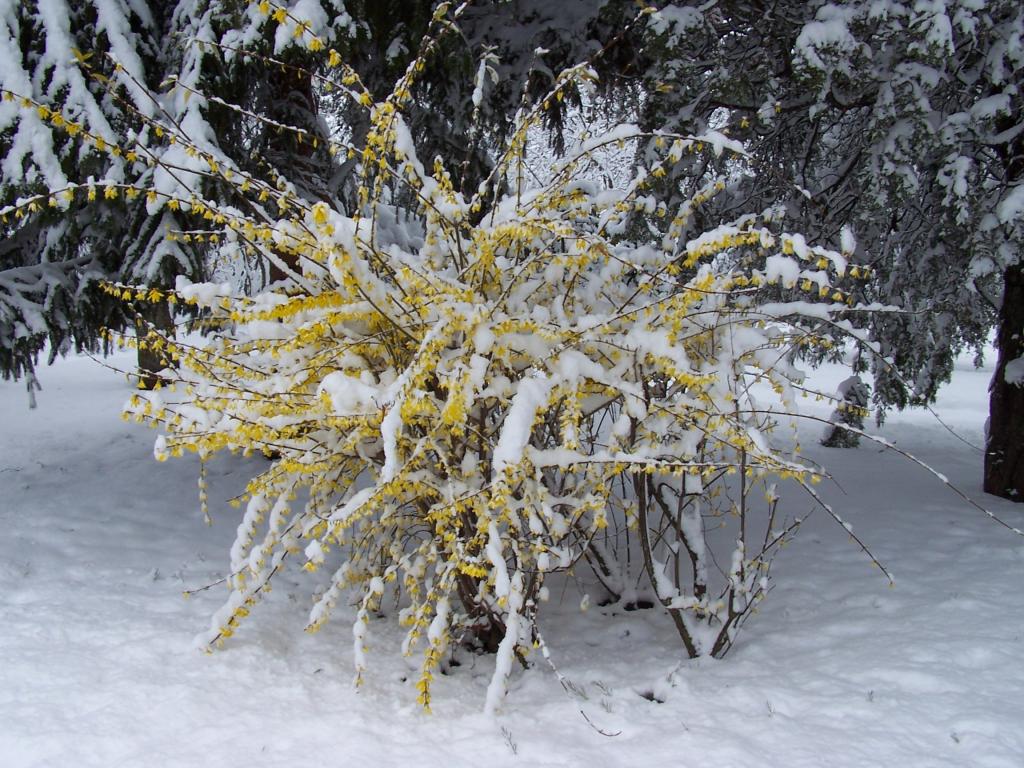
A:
[5, 0, 1021, 718]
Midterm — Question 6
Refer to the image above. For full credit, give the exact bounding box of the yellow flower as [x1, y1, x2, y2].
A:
[312, 202, 330, 227]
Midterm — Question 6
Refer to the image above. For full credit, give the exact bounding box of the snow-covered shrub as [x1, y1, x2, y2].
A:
[19, 7, 872, 710]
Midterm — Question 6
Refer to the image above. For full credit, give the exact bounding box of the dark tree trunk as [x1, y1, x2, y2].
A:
[455, 572, 505, 654]
[984, 262, 1024, 501]
[135, 298, 175, 390]
[266, 68, 320, 286]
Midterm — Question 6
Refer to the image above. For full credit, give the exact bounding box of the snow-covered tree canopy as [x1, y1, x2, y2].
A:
[0, 0, 360, 379]
[0, 0, 654, 381]
[642, 0, 1023, 410]
[1, 0, 191, 378]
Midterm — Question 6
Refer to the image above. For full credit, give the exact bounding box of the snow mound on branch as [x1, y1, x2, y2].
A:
[1005, 356, 1024, 386]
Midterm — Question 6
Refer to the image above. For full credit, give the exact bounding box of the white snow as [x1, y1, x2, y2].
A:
[997, 184, 1024, 224]
[492, 373, 555, 475]
[1005, 356, 1024, 386]
[839, 225, 856, 255]
[1, 349, 1023, 766]
[764, 254, 802, 287]
[318, 370, 380, 415]
[794, 10, 857, 72]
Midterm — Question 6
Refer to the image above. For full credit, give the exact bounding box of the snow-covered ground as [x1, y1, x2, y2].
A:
[2, 350, 1022, 767]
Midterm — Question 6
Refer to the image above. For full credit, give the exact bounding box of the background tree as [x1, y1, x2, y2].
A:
[640, 0, 1024, 498]
[0, 0, 645, 383]
[0, 0, 357, 382]
[0, 0, 194, 381]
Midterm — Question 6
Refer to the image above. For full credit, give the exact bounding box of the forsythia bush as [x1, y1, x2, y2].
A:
[11, 6, 874, 712]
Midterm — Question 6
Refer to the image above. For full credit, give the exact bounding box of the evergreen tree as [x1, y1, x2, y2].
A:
[641, 0, 1024, 498]
[1, 0, 642, 381]
[0, 0, 356, 381]
[0, 0, 200, 380]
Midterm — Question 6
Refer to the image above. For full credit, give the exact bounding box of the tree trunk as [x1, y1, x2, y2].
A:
[984, 262, 1024, 500]
[266, 67, 319, 287]
[135, 298, 175, 390]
